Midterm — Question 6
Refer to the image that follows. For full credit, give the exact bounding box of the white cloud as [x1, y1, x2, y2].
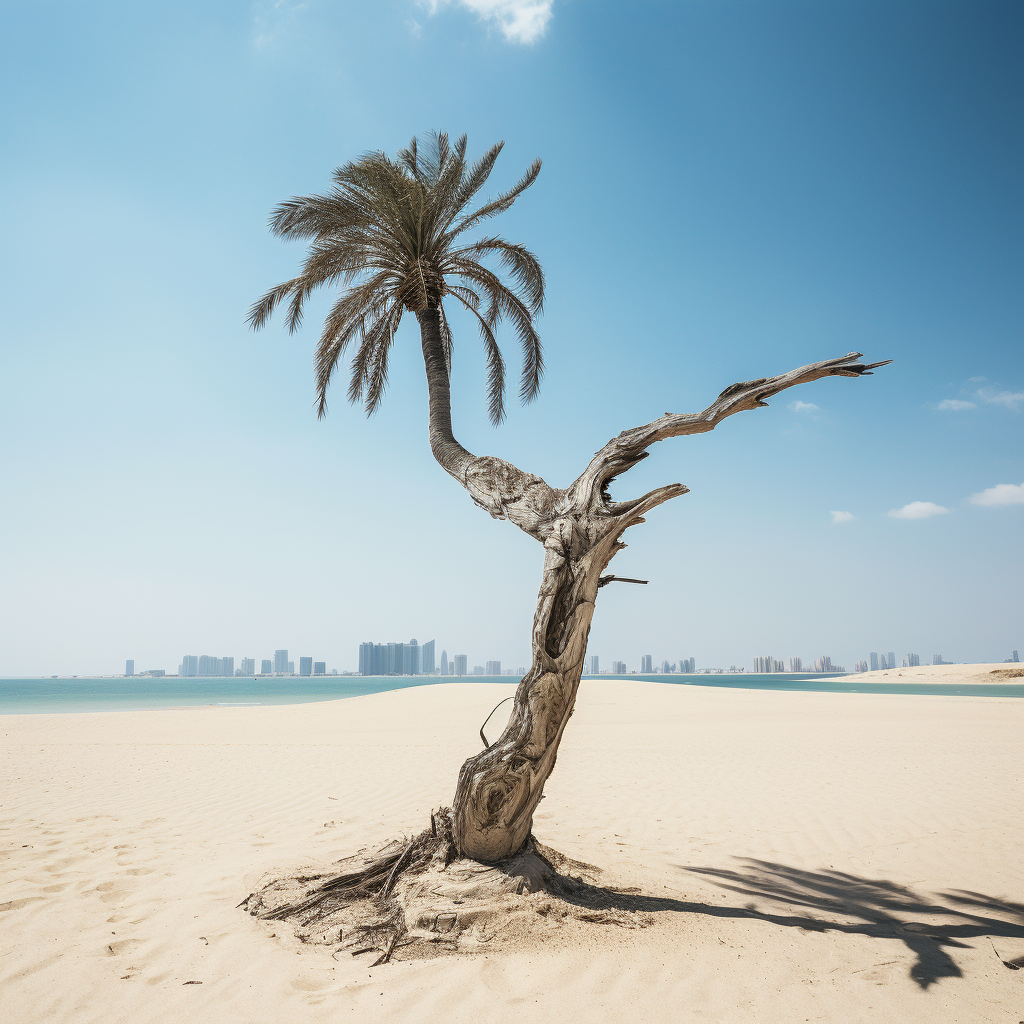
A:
[888, 501, 950, 520]
[937, 399, 976, 411]
[970, 482, 1024, 507]
[976, 386, 1024, 410]
[830, 510, 855, 523]
[789, 400, 819, 413]
[425, 1, 553, 43]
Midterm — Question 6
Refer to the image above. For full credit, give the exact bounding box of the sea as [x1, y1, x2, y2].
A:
[1, 672, 1020, 714]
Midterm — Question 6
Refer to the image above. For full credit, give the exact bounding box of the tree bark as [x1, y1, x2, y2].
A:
[417, 340, 889, 864]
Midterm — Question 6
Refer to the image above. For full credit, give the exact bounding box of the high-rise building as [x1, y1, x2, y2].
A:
[125, 660, 134, 676]
[179, 655, 198, 677]
[640, 655, 653, 673]
[448, 661, 455, 675]
[386, 642, 404, 676]
[790, 657, 803, 673]
[869, 652, 879, 672]
[221, 657, 234, 677]
[314, 661, 325, 675]
[1014, 651, 1020, 663]
[261, 659, 272, 675]
[299, 657, 313, 677]
[454, 654, 467, 676]
[287, 661, 294, 675]
[611, 660, 627, 675]
[241, 658, 255, 676]
[486, 660, 501, 675]
[408, 639, 421, 676]
[932, 654, 943, 666]
[587, 655, 599, 675]
[887, 652, 895, 670]
[679, 657, 695, 673]
[275, 650, 288, 674]
[421, 640, 435, 675]
[438, 648, 448, 676]
[907, 653, 920, 667]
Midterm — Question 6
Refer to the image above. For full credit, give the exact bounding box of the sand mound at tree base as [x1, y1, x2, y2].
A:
[241, 808, 652, 963]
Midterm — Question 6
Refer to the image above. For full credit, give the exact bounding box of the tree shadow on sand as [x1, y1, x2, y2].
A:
[555, 859, 1024, 990]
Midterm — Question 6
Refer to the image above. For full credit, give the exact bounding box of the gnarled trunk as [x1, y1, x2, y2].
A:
[414, 329, 889, 864]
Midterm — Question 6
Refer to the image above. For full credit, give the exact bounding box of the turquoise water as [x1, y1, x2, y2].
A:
[1, 672, 1020, 714]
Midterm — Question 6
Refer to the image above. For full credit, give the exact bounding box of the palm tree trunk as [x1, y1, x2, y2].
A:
[447, 352, 889, 864]
[417, 308, 475, 481]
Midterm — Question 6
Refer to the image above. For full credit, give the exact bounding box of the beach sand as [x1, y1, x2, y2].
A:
[2, 676, 1022, 1023]
[833, 662, 1024, 684]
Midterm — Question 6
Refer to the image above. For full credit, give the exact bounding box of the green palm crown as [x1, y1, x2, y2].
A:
[248, 132, 545, 424]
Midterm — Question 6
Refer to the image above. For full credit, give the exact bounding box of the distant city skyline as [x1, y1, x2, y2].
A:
[11, 641, 1018, 679]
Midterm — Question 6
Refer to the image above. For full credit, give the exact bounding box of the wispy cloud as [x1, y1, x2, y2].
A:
[888, 501, 950, 520]
[937, 398, 976, 411]
[976, 386, 1024, 410]
[253, 1, 308, 51]
[789, 400, 819, 413]
[423, 1, 553, 43]
[970, 482, 1024, 507]
[830, 510, 855, 524]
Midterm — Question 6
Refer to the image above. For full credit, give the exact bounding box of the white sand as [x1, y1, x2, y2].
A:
[2, 678, 1022, 1023]
[831, 662, 1023, 684]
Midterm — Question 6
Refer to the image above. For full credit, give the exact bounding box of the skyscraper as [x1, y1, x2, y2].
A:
[439, 648, 448, 675]
[241, 658, 255, 676]
[125, 660, 134, 676]
[640, 654, 653, 673]
[587, 655, 599, 675]
[261, 659, 272, 675]
[299, 657, 313, 677]
[486, 660, 501, 676]
[408, 639, 421, 675]
[314, 661, 325, 675]
[454, 654, 467, 676]
[421, 640, 435, 675]
[275, 650, 288, 674]
[612, 660, 626, 675]
[221, 657, 234, 677]
[869, 652, 879, 671]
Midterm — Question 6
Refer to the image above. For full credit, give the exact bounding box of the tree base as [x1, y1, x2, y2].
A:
[240, 808, 650, 963]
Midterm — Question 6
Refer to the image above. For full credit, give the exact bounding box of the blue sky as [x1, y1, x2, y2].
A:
[1, 0, 1021, 676]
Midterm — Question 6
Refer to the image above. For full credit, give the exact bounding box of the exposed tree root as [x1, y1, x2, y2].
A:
[240, 808, 650, 963]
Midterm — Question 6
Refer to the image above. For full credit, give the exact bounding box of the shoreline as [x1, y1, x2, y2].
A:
[2, 664, 1022, 716]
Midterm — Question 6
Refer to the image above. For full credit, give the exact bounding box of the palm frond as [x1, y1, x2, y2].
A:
[253, 132, 545, 421]
[451, 291, 505, 424]
[447, 158, 542, 239]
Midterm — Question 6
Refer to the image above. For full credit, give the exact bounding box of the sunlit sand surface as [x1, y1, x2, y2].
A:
[2, 677, 1022, 1022]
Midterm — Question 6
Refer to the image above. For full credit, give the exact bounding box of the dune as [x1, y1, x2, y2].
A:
[2, 676, 1022, 1023]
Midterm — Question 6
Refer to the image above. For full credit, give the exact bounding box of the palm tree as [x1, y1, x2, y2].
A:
[247, 133, 888, 950]
[248, 131, 544, 483]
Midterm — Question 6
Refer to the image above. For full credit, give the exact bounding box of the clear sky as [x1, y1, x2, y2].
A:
[1, 1, 1021, 677]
